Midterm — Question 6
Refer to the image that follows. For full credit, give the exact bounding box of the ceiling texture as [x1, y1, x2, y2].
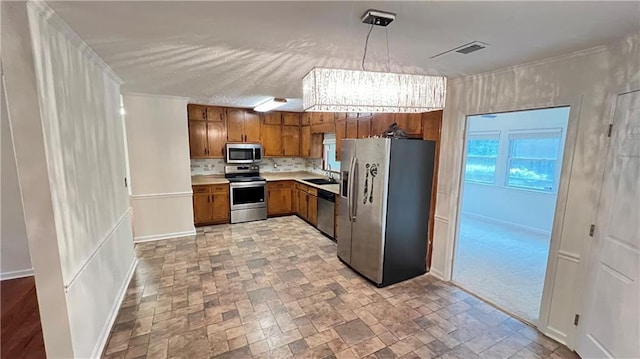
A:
[49, 1, 640, 111]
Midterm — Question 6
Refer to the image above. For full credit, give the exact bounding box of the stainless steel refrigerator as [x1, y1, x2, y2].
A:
[337, 138, 435, 287]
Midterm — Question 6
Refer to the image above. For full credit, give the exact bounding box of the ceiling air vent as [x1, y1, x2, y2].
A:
[430, 41, 489, 59]
[456, 42, 487, 54]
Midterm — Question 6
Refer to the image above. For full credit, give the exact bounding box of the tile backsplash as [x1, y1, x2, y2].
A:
[191, 158, 325, 176]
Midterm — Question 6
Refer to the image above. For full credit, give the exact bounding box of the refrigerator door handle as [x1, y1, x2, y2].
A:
[350, 157, 358, 222]
[346, 157, 354, 222]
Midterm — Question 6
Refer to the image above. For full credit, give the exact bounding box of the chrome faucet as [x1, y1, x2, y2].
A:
[325, 163, 334, 181]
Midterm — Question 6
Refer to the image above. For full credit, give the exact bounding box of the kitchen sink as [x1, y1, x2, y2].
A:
[303, 178, 339, 185]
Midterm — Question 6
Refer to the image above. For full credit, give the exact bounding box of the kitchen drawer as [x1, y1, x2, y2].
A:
[268, 181, 293, 189]
[307, 187, 318, 196]
[210, 184, 228, 193]
[295, 183, 307, 192]
[192, 186, 210, 193]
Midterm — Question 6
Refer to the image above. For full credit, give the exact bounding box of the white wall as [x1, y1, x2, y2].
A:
[123, 93, 196, 242]
[3, 2, 136, 357]
[462, 107, 570, 234]
[433, 33, 640, 347]
[463, 183, 557, 234]
[1, 75, 33, 280]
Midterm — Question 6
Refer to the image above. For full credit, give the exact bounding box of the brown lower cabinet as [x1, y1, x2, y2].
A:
[295, 183, 318, 226]
[267, 181, 294, 216]
[193, 184, 230, 226]
[193, 180, 327, 232]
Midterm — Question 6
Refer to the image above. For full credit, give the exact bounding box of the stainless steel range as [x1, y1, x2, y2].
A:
[225, 164, 267, 224]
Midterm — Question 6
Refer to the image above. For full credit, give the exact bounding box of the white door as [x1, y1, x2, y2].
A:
[577, 90, 640, 358]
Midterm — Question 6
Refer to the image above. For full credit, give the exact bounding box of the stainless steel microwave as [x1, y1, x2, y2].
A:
[225, 143, 262, 164]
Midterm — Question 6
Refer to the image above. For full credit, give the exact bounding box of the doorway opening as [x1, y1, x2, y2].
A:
[453, 106, 570, 323]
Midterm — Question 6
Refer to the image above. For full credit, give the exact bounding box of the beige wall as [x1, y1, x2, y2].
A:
[1, 72, 33, 279]
[433, 33, 640, 347]
[123, 93, 195, 242]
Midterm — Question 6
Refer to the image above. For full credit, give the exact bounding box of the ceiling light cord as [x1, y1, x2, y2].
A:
[385, 27, 390, 72]
[362, 23, 374, 71]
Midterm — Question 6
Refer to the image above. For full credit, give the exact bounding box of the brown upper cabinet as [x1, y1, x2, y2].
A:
[207, 122, 227, 158]
[300, 126, 323, 158]
[207, 107, 224, 122]
[300, 125, 312, 157]
[189, 121, 208, 157]
[261, 124, 282, 156]
[335, 119, 346, 161]
[357, 115, 371, 139]
[188, 104, 224, 122]
[311, 112, 333, 125]
[261, 112, 301, 157]
[395, 113, 423, 137]
[282, 126, 300, 156]
[310, 112, 335, 134]
[227, 108, 261, 143]
[188, 103, 435, 160]
[282, 112, 301, 126]
[371, 113, 394, 137]
[262, 112, 282, 125]
[188, 104, 226, 158]
[301, 113, 312, 126]
[345, 117, 358, 138]
[188, 105, 207, 121]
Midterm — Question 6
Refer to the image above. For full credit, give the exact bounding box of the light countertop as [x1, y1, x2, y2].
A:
[191, 174, 228, 185]
[191, 171, 340, 194]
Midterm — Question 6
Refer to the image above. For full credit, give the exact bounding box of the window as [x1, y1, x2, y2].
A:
[323, 134, 340, 172]
[464, 134, 500, 183]
[507, 131, 562, 192]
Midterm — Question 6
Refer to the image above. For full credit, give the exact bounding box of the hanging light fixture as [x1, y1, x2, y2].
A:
[302, 10, 446, 113]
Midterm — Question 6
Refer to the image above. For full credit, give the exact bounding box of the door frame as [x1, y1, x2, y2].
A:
[446, 96, 582, 344]
[574, 82, 640, 355]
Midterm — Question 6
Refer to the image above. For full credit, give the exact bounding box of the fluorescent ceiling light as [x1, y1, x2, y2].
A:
[302, 68, 446, 113]
[254, 98, 287, 112]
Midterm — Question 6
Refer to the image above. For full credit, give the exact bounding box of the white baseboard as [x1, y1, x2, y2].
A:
[428, 268, 445, 281]
[133, 229, 196, 243]
[0, 268, 35, 281]
[462, 212, 551, 237]
[89, 257, 138, 359]
[542, 325, 568, 346]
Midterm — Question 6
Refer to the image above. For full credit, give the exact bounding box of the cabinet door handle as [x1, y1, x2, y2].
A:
[211, 195, 214, 203]
[207, 195, 210, 203]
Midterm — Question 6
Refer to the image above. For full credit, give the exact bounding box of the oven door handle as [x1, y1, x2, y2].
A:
[229, 181, 266, 188]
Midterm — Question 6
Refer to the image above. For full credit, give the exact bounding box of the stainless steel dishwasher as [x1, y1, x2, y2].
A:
[317, 189, 335, 239]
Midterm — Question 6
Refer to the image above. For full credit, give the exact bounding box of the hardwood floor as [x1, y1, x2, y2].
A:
[1, 276, 45, 359]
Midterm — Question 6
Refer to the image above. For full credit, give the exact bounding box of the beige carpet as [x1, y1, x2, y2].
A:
[453, 215, 551, 323]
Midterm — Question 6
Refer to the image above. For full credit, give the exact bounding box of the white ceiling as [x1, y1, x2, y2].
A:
[49, 1, 640, 111]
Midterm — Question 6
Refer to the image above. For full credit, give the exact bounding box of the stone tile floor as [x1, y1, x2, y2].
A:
[103, 216, 578, 359]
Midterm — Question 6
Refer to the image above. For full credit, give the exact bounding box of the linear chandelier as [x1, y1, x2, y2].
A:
[302, 10, 447, 113]
[303, 68, 446, 113]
